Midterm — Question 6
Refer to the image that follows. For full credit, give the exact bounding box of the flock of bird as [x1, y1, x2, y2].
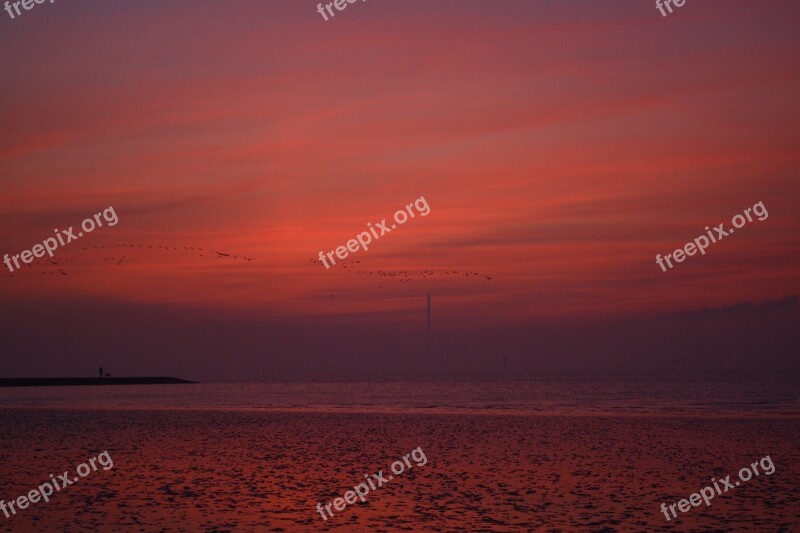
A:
[309, 257, 492, 283]
[1, 255, 78, 277]
[663, 342, 696, 371]
[102, 256, 126, 266]
[5, 245, 492, 284]
[2, 243, 254, 278]
[80, 243, 255, 262]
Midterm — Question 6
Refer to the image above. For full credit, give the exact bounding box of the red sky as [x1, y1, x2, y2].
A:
[1, 1, 798, 378]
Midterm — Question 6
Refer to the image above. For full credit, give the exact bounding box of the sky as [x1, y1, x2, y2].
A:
[1, 0, 798, 379]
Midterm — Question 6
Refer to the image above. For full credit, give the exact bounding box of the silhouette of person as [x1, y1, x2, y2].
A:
[99, 366, 103, 378]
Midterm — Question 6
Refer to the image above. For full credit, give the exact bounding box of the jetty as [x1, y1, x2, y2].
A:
[0, 377, 196, 387]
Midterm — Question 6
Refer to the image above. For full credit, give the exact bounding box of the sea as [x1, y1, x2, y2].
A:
[1, 375, 798, 416]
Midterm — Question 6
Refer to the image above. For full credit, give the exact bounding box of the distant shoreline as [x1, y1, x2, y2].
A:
[0, 377, 197, 387]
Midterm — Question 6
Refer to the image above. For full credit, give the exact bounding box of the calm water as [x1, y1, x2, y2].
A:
[2, 376, 798, 416]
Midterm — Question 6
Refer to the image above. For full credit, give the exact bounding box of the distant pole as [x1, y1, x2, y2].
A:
[427, 293, 431, 336]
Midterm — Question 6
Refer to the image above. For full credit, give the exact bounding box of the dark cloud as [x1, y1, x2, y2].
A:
[658, 295, 799, 321]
